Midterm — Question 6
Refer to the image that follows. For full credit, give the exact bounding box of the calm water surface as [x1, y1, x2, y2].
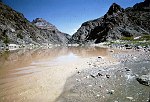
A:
[0, 46, 108, 102]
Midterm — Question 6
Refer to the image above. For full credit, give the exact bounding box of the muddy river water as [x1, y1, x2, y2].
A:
[0, 46, 110, 102]
[1, 46, 149, 102]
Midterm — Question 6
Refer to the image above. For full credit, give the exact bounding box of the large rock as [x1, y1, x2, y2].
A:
[69, 1, 150, 44]
[137, 73, 150, 86]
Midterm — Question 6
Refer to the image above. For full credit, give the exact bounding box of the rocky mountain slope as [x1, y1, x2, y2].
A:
[70, 0, 150, 44]
[32, 18, 71, 45]
[0, 2, 70, 48]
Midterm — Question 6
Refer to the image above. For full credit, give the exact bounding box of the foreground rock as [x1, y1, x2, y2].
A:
[69, 0, 150, 44]
[137, 73, 150, 86]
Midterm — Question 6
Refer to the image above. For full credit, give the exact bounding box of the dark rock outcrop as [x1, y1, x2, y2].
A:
[137, 73, 150, 86]
[69, 0, 150, 44]
[0, 2, 70, 47]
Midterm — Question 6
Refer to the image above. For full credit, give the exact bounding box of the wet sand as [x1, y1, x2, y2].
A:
[0, 46, 118, 102]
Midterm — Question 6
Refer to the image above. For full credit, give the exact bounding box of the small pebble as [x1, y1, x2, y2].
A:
[107, 90, 114, 95]
[125, 67, 131, 71]
[98, 73, 103, 76]
[85, 76, 90, 79]
[98, 56, 102, 59]
[88, 85, 92, 87]
[76, 79, 81, 82]
[106, 75, 110, 78]
[110, 50, 114, 52]
[96, 94, 100, 97]
[126, 97, 133, 100]
[90, 74, 96, 78]
[77, 71, 81, 74]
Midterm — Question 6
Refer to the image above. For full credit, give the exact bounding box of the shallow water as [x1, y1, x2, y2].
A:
[0, 46, 109, 102]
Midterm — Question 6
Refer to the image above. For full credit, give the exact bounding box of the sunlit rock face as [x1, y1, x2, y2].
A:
[69, 1, 150, 44]
[32, 18, 57, 30]
[32, 18, 71, 45]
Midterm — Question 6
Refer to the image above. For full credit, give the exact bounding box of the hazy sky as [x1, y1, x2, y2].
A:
[4, 0, 143, 35]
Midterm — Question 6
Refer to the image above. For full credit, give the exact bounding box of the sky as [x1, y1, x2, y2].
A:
[3, 0, 143, 35]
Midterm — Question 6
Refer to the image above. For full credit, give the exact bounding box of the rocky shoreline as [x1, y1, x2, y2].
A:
[56, 48, 150, 102]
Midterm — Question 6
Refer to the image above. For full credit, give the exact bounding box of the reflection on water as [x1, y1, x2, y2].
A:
[0, 47, 108, 78]
[0, 47, 108, 71]
[0, 46, 108, 102]
[54, 53, 78, 62]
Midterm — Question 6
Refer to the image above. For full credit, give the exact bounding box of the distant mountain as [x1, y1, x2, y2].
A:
[69, 0, 150, 44]
[32, 18, 71, 45]
[0, 2, 70, 48]
[32, 18, 58, 30]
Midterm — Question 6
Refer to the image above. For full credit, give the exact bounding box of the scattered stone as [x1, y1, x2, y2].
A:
[102, 96, 105, 98]
[106, 74, 110, 78]
[136, 74, 150, 86]
[93, 65, 97, 67]
[76, 79, 81, 82]
[96, 94, 100, 97]
[85, 76, 90, 79]
[98, 56, 102, 59]
[125, 67, 131, 71]
[126, 97, 133, 100]
[98, 73, 103, 76]
[136, 46, 143, 49]
[90, 74, 96, 78]
[88, 85, 92, 87]
[125, 44, 129, 47]
[126, 47, 132, 49]
[107, 90, 114, 95]
[110, 50, 114, 52]
[77, 71, 81, 74]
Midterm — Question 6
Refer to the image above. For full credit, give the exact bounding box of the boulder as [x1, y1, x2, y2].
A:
[136, 73, 150, 86]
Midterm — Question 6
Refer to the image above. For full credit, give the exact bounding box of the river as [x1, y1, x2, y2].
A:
[0, 46, 110, 102]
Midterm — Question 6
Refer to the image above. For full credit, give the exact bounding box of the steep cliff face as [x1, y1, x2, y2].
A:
[70, 0, 150, 44]
[0, 2, 70, 47]
[125, 0, 150, 33]
[0, 2, 43, 46]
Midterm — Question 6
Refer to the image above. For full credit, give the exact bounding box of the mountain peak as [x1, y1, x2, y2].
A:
[32, 18, 57, 30]
[133, 0, 150, 10]
[107, 3, 124, 15]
